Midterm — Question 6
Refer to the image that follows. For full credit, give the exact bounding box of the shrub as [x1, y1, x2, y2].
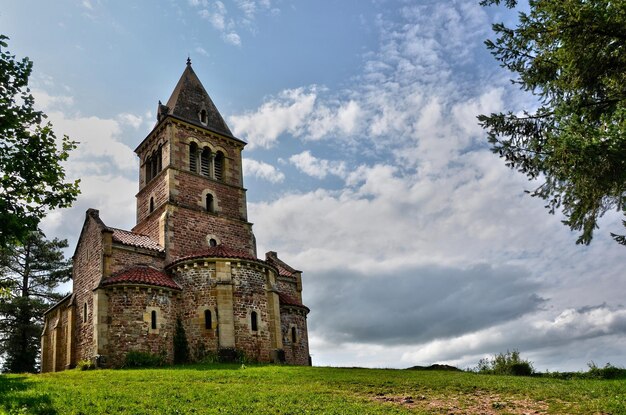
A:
[124, 351, 165, 368]
[477, 350, 534, 376]
[76, 360, 95, 371]
[586, 362, 626, 380]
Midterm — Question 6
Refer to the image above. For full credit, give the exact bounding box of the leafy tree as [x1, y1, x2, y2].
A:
[478, 0, 626, 245]
[0, 230, 71, 373]
[0, 35, 80, 247]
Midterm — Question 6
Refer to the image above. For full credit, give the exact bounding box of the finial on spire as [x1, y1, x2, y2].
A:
[187, 56, 191, 66]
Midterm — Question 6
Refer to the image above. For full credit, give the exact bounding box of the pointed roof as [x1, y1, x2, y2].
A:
[162, 60, 233, 137]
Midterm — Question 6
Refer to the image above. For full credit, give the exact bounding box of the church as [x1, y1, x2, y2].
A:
[41, 60, 310, 371]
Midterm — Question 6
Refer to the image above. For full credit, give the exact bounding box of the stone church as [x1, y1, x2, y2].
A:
[41, 60, 310, 371]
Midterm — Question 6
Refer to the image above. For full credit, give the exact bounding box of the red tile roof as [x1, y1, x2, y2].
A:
[102, 266, 181, 290]
[111, 228, 164, 252]
[167, 245, 259, 267]
[278, 292, 309, 311]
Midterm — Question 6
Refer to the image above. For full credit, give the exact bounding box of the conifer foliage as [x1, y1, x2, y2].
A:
[0, 231, 71, 373]
[479, 1, 626, 245]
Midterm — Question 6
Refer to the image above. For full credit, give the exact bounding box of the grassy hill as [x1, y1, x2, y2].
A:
[1, 364, 625, 414]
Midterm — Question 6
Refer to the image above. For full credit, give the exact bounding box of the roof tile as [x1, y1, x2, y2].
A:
[111, 228, 164, 252]
[167, 245, 258, 267]
[102, 266, 180, 290]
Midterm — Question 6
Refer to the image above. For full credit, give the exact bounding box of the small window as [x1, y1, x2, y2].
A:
[204, 310, 212, 329]
[251, 311, 258, 332]
[189, 143, 198, 173]
[200, 109, 207, 124]
[291, 326, 297, 343]
[149, 197, 154, 213]
[151, 310, 157, 330]
[83, 302, 88, 323]
[209, 238, 217, 247]
[206, 194, 214, 213]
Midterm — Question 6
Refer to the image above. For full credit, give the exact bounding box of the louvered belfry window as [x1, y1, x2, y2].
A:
[201, 148, 211, 177]
[214, 151, 224, 181]
[189, 143, 198, 173]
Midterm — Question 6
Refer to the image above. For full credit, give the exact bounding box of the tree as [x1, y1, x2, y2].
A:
[0, 35, 80, 247]
[478, 0, 626, 245]
[0, 230, 71, 373]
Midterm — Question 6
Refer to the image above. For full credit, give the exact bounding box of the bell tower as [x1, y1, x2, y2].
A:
[133, 60, 256, 261]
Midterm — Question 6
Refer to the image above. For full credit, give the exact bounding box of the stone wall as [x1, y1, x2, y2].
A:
[104, 286, 178, 367]
[72, 211, 107, 363]
[109, 245, 164, 276]
[280, 308, 310, 366]
[170, 258, 278, 363]
[231, 263, 272, 362]
[170, 262, 220, 360]
[41, 296, 74, 372]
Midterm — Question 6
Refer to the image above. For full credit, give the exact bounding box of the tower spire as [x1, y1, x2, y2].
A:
[187, 56, 191, 66]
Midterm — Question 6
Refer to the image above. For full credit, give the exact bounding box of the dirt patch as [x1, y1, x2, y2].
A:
[372, 390, 549, 414]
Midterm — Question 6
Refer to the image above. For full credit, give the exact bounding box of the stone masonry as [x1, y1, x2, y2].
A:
[41, 61, 310, 371]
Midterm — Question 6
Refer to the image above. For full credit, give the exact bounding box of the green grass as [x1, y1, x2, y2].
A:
[1, 364, 625, 414]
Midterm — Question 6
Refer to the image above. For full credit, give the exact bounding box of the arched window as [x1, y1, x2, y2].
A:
[151, 150, 158, 180]
[145, 156, 153, 182]
[206, 193, 214, 213]
[156, 145, 162, 172]
[209, 238, 217, 247]
[204, 310, 212, 329]
[250, 311, 258, 332]
[149, 197, 154, 213]
[201, 148, 211, 177]
[83, 302, 87, 323]
[151, 310, 157, 330]
[214, 151, 224, 181]
[189, 142, 198, 173]
[291, 327, 297, 343]
[200, 109, 207, 124]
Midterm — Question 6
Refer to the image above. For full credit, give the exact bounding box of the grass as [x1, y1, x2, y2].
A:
[1, 364, 625, 414]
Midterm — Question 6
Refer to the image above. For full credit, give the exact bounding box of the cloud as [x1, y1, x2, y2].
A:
[289, 151, 346, 179]
[117, 113, 143, 129]
[229, 87, 317, 148]
[242, 1, 626, 371]
[195, 46, 209, 56]
[190, 0, 277, 46]
[307, 263, 546, 345]
[399, 304, 626, 369]
[222, 32, 241, 46]
[243, 158, 284, 183]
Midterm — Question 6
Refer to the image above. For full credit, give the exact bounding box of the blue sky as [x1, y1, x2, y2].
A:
[2, 0, 625, 371]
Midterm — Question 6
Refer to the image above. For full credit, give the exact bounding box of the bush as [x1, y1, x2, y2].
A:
[477, 350, 534, 376]
[124, 351, 165, 368]
[76, 360, 95, 371]
[586, 362, 626, 380]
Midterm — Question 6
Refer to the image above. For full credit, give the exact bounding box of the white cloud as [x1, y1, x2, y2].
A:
[195, 46, 209, 56]
[229, 87, 317, 148]
[242, 1, 626, 371]
[243, 158, 284, 183]
[289, 151, 346, 179]
[117, 113, 143, 129]
[222, 32, 241, 46]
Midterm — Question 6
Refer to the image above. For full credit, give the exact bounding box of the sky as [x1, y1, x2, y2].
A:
[2, 0, 625, 372]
